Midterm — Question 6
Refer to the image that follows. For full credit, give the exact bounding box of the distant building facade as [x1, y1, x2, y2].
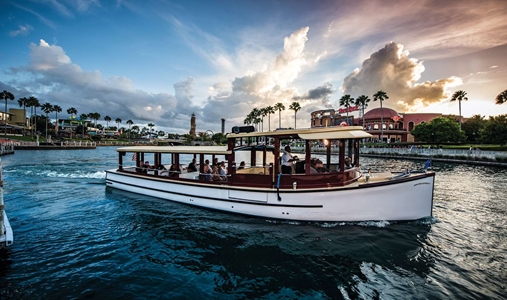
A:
[311, 106, 445, 143]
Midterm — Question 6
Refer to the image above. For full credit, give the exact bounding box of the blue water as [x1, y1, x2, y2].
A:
[1, 147, 506, 299]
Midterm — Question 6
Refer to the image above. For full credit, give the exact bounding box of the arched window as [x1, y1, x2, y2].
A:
[408, 121, 414, 131]
[389, 124, 393, 129]
[374, 124, 379, 130]
[382, 124, 386, 130]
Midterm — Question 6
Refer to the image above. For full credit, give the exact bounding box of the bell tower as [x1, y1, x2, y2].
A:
[190, 113, 196, 137]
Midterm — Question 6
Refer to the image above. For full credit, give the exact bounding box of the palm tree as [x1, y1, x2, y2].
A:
[339, 95, 354, 123]
[260, 107, 268, 132]
[274, 102, 285, 129]
[373, 90, 389, 141]
[495, 89, 507, 105]
[53, 105, 62, 134]
[17, 97, 29, 135]
[126, 119, 133, 142]
[88, 112, 100, 127]
[250, 108, 261, 131]
[104, 116, 111, 130]
[29, 96, 40, 136]
[116, 118, 122, 133]
[265, 105, 275, 131]
[243, 113, 253, 126]
[355, 95, 370, 129]
[288, 102, 301, 129]
[131, 125, 139, 138]
[67, 107, 78, 139]
[1, 90, 15, 135]
[451, 90, 468, 129]
[41, 102, 53, 141]
[79, 113, 88, 139]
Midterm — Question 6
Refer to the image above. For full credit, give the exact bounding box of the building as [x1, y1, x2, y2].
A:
[189, 113, 196, 137]
[311, 106, 444, 143]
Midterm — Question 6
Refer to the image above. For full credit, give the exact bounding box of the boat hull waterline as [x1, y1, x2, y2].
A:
[105, 170, 435, 222]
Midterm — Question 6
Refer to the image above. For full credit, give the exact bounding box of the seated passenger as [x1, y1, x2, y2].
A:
[315, 159, 328, 173]
[219, 161, 227, 181]
[187, 158, 198, 173]
[168, 164, 181, 177]
[345, 156, 353, 169]
[309, 158, 319, 173]
[202, 165, 212, 181]
[212, 166, 223, 181]
[238, 161, 245, 170]
[157, 164, 168, 175]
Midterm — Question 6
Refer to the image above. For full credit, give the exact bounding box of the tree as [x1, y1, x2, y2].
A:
[126, 119, 133, 142]
[116, 118, 122, 133]
[88, 112, 100, 127]
[461, 115, 486, 142]
[265, 105, 275, 131]
[451, 90, 468, 129]
[496, 89, 507, 105]
[79, 113, 88, 138]
[411, 117, 465, 144]
[373, 90, 389, 141]
[260, 107, 268, 132]
[250, 108, 261, 131]
[28, 96, 40, 136]
[41, 102, 54, 140]
[355, 95, 370, 128]
[339, 95, 354, 124]
[274, 102, 285, 129]
[288, 102, 301, 129]
[1, 90, 15, 135]
[104, 116, 111, 129]
[67, 107, 78, 139]
[17, 97, 29, 135]
[480, 115, 507, 145]
[53, 105, 62, 134]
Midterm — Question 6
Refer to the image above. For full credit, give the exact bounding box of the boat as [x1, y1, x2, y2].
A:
[105, 125, 435, 222]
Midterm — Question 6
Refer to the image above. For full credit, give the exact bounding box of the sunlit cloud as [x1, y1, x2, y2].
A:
[342, 42, 462, 112]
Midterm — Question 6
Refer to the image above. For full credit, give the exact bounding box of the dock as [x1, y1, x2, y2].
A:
[14, 140, 96, 150]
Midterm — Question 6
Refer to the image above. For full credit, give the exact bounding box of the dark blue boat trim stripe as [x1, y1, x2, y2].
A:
[105, 178, 323, 208]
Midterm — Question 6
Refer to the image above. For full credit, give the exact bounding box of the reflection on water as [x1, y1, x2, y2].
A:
[0, 148, 505, 299]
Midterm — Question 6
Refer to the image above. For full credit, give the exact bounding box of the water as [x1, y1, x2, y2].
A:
[1, 148, 506, 299]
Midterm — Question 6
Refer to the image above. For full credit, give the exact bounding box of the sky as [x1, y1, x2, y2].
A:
[1, 0, 506, 135]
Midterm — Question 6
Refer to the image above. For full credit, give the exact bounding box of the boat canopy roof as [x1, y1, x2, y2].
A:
[227, 126, 372, 139]
[116, 145, 231, 154]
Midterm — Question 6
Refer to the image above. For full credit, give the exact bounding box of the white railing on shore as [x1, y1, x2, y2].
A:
[291, 146, 507, 159]
[359, 147, 507, 159]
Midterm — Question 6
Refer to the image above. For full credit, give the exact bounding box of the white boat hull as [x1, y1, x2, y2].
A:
[105, 170, 435, 222]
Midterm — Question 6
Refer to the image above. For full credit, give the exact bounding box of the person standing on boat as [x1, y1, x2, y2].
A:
[281, 146, 298, 174]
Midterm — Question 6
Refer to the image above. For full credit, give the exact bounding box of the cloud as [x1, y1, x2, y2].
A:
[7, 39, 200, 133]
[9, 24, 34, 37]
[341, 42, 461, 112]
[201, 27, 313, 128]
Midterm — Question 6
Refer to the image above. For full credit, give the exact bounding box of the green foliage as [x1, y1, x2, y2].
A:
[91, 135, 102, 141]
[212, 132, 227, 144]
[462, 115, 486, 142]
[480, 115, 507, 145]
[411, 117, 465, 143]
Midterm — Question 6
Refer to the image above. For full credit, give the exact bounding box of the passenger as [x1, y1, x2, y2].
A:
[187, 158, 198, 173]
[141, 161, 151, 173]
[168, 164, 181, 177]
[211, 166, 222, 181]
[238, 161, 246, 170]
[213, 157, 219, 168]
[281, 146, 298, 174]
[202, 165, 212, 181]
[315, 159, 328, 173]
[309, 158, 319, 173]
[344, 156, 353, 169]
[157, 164, 168, 175]
[219, 161, 227, 180]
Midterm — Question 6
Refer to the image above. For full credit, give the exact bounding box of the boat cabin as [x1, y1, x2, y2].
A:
[115, 126, 371, 189]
